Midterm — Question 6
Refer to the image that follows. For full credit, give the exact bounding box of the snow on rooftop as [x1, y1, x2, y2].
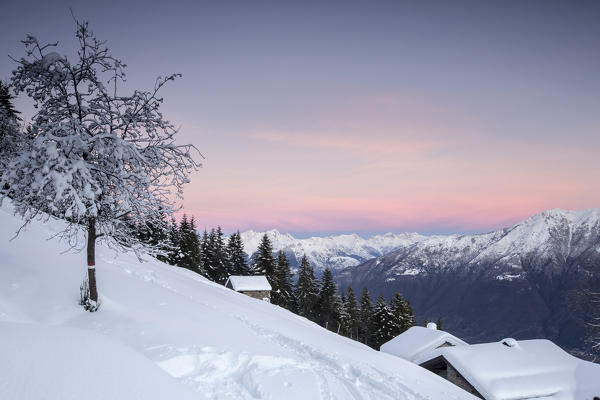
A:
[436, 339, 600, 400]
[380, 326, 468, 363]
[225, 275, 272, 291]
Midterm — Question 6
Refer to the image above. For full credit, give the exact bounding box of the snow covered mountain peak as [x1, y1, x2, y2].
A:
[239, 209, 600, 274]
[238, 229, 428, 272]
[337, 208, 600, 357]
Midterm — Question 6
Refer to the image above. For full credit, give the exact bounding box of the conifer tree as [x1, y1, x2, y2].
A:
[135, 211, 171, 264]
[0, 81, 20, 120]
[316, 268, 339, 330]
[403, 299, 416, 328]
[371, 295, 398, 349]
[390, 292, 410, 335]
[251, 233, 276, 280]
[344, 287, 360, 339]
[227, 231, 248, 275]
[167, 217, 181, 266]
[177, 214, 190, 266]
[359, 287, 374, 346]
[295, 254, 320, 320]
[199, 229, 211, 277]
[272, 251, 295, 311]
[332, 292, 345, 334]
[178, 215, 202, 273]
[436, 317, 443, 331]
[339, 293, 350, 335]
[0, 81, 22, 174]
[206, 227, 228, 284]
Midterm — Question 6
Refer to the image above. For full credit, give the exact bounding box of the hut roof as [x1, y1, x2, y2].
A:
[380, 326, 467, 363]
[225, 275, 272, 292]
[434, 338, 600, 400]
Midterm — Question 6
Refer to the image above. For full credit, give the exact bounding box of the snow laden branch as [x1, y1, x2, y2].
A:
[1, 19, 202, 310]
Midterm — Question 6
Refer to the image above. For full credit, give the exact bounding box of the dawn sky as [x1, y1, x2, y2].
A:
[1, 1, 599, 236]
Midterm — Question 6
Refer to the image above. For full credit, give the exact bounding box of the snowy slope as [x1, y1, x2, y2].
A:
[0, 322, 202, 400]
[0, 202, 475, 400]
[240, 229, 426, 273]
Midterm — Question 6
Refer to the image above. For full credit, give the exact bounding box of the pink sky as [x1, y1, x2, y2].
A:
[180, 91, 599, 235]
[2, 2, 599, 236]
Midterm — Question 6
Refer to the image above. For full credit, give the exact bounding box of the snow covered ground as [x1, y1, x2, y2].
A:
[0, 202, 475, 400]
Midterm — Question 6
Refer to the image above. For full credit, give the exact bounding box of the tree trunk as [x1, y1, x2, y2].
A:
[87, 218, 98, 304]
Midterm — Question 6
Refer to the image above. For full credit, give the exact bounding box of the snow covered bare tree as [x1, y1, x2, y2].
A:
[0, 20, 200, 311]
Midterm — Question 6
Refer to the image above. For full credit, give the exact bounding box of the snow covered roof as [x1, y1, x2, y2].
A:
[380, 326, 468, 363]
[433, 339, 600, 400]
[225, 275, 272, 292]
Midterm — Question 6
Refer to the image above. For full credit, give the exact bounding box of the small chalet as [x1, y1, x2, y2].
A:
[380, 323, 468, 364]
[381, 324, 600, 400]
[225, 275, 272, 303]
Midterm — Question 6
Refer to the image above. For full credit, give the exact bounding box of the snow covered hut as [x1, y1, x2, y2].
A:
[420, 338, 600, 399]
[381, 326, 600, 400]
[225, 275, 272, 302]
[380, 324, 468, 364]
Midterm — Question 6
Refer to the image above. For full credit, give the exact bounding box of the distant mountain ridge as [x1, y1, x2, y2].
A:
[336, 208, 600, 359]
[239, 229, 427, 273]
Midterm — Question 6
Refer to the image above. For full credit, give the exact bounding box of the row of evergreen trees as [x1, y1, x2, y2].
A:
[136, 217, 420, 349]
[295, 256, 418, 348]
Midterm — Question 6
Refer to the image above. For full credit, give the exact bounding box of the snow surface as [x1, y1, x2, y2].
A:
[434, 339, 600, 400]
[225, 275, 272, 291]
[380, 326, 468, 364]
[0, 322, 202, 400]
[0, 201, 475, 400]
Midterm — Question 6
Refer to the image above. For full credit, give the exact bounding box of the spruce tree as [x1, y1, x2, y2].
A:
[136, 211, 171, 264]
[227, 231, 248, 275]
[339, 293, 350, 336]
[199, 229, 211, 277]
[178, 216, 202, 273]
[359, 287, 374, 346]
[403, 299, 416, 329]
[167, 217, 181, 265]
[0, 81, 22, 174]
[177, 215, 191, 269]
[206, 226, 228, 284]
[390, 292, 409, 336]
[0, 82, 20, 120]
[316, 268, 339, 330]
[344, 287, 360, 339]
[251, 233, 276, 281]
[272, 251, 295, 311]
[295, 255, 320, 320]
[332, 292, 345, 334]
[371, 295, 398, 349]
[436, 317, 443, 331]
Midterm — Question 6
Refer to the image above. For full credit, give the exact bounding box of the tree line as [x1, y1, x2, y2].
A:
[135, 216, 419, 349]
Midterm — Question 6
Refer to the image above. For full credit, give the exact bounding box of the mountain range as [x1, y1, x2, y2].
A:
[336, 208, 600, 358]
[241, 209, 600, 358]
[239, 229, 427, 272]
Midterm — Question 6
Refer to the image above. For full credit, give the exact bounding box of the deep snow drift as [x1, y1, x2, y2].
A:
[0, 202, 474, 400]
